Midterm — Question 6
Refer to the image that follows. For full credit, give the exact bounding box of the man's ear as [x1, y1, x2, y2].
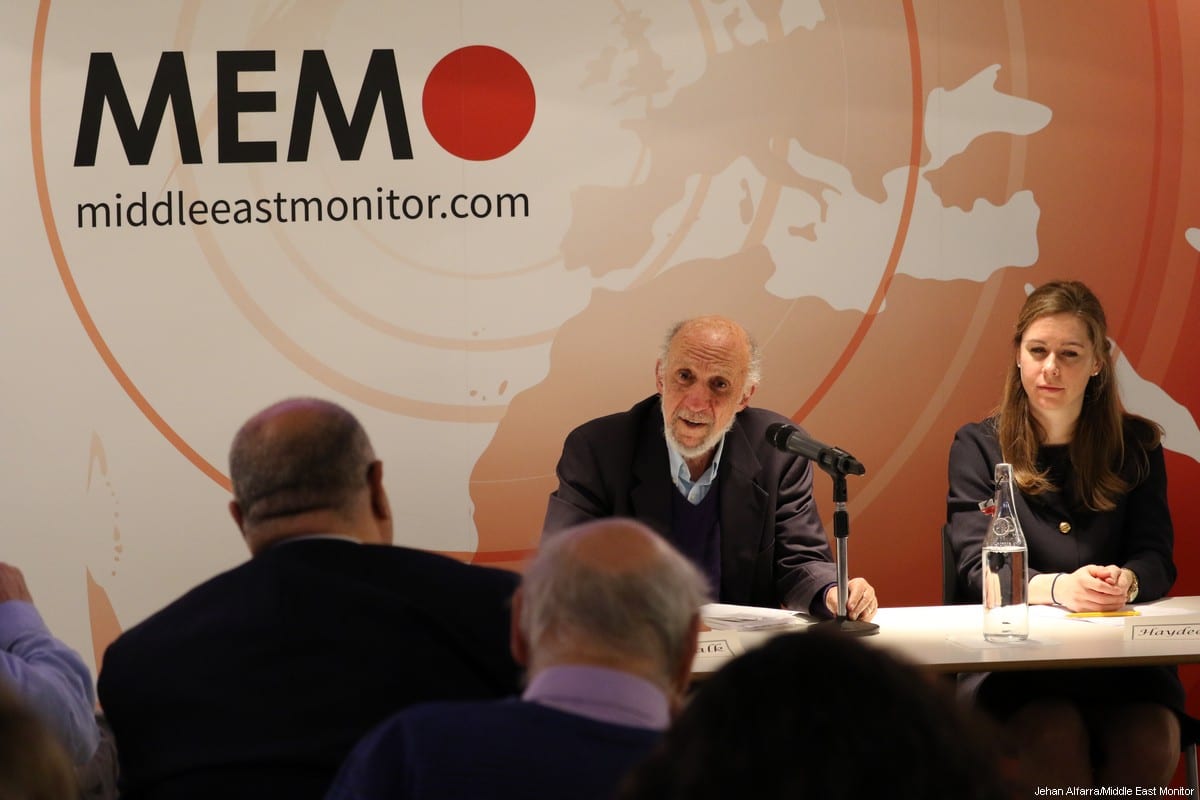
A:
[737, 381, 757, 412]
[654, 359, 665, 395]
[230, 500, 262, 555]
[509, 587, 530, 667]
[367, 461, 393, 544]
[229, 500, 245, 534]
[367, 461, 389, 517]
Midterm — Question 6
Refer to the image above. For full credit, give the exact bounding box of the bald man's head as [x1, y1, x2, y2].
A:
[654, 316, 761, 468]
[228, 398, 390, 550]
[657, 315, 762, 394]
[519, 519, 708, 686]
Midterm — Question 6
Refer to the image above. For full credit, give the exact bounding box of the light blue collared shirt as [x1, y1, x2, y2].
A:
[0, 601, 99, 764]
[667, 435, 726, 505]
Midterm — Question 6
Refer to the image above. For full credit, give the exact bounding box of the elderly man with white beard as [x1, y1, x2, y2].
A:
[542, 315, 877, 618]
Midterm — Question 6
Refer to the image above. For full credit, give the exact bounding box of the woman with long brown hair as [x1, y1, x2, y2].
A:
[947, 280, 1186, 788]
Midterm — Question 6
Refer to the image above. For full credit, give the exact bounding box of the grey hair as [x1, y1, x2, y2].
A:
[229, 398, 375, 526]
[657, 318, 762, 391]
[521, 521, 709, 674]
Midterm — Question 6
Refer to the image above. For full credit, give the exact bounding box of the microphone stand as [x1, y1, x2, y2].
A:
[815, 455, 879, 636]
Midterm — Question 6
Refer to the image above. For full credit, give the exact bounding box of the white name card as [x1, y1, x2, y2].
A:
[1127, 615, 1200, 641]
[693, 631, 744, 673]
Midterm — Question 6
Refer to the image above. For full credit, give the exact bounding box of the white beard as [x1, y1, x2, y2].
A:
[662, 412, 734, 461]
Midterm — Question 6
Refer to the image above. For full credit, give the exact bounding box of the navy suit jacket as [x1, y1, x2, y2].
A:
[98, 539, 521, 800]
[325, 699, 660, 800]
[543, 395, 836, 610]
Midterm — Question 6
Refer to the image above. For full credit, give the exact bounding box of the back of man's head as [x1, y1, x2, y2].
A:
[617, 629, 1012, 800]
[228, 398, 389, 551]
[517, 518, 708, 690]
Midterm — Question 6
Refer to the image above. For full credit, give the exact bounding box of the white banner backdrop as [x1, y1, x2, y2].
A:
[3, 1, 1198, 678]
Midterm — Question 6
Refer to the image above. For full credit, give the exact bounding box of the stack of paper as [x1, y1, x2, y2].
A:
[701, 603, 809, 631]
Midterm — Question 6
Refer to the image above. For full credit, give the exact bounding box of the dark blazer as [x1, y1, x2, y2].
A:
[947, 419, 1175, 603]
[543, 395, 836, 610]
[98, 539, 521, 800]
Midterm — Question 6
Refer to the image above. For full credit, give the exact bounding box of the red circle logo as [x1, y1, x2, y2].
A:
[422, 45, 536, 161]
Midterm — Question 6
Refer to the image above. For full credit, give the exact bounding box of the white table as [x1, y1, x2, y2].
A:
[695, 596, 1200, 675]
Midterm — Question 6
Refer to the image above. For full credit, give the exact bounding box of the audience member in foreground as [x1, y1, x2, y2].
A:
[0, 561, 99, 766]
[0, 680, 78, 800]
[618, 629, 1013, 800]
[325, 517, 708, 800]
[98, 398, 522, 800]
[543, 314, 877, 617]
[947, 280, 1188, 787]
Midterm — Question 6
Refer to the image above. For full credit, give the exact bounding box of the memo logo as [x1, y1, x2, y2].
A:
[73, 45, 536, 166]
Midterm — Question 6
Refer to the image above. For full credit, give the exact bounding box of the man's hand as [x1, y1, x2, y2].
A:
[0, 562, 34, 604]
[824, 577, 878, 621]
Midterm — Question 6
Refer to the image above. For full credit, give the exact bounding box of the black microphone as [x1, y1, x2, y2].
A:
[765, 423, 865, 476]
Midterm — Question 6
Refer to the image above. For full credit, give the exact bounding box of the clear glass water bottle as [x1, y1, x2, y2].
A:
[982, 462, 1029, 642]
